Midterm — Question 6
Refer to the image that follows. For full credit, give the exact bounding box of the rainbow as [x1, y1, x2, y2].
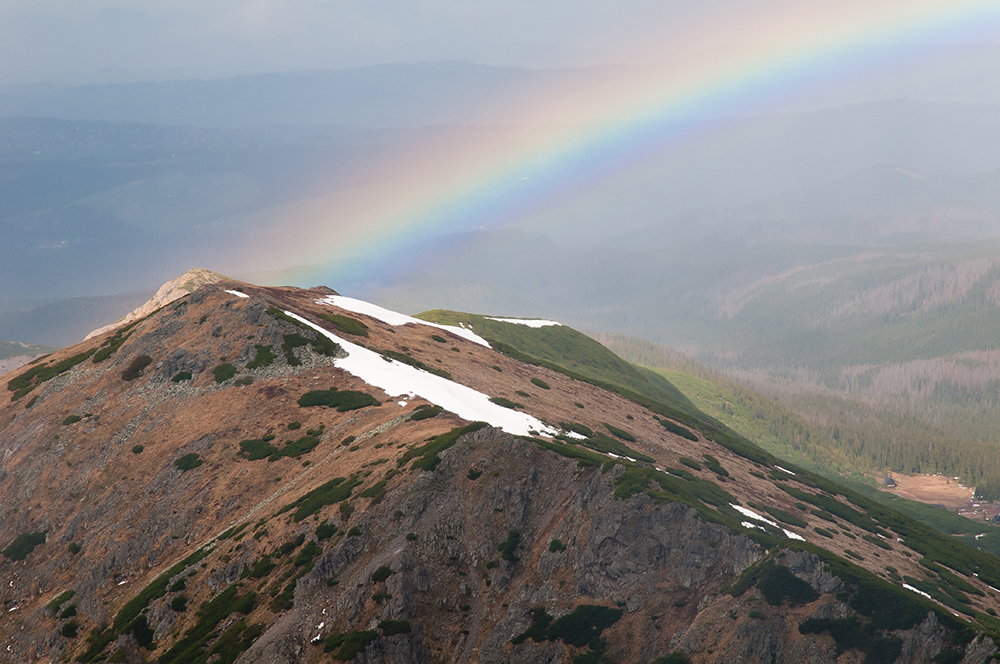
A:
[237, 0, 1000, 285]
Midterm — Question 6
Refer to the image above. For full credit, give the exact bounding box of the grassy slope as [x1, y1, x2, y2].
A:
[416, 310, 704, 420]
[418, 311, 1000, 558]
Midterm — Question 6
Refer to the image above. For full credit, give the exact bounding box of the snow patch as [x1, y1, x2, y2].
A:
[783, 529, 806, 541]
[903, 583, 932, 599]
[224, 289, 249, 298]
[287, 312, 557, 437]
[317, 296, 489, 347]
[774, 465, 795, 475]
[398, 401, 408, 407]
[731, 503, 779, 529]
[742, 521, 765, 531]
[485, 317, 561, 328]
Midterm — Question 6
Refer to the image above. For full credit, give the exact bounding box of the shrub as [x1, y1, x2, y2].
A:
[62, 414, 82, 425]
[48, 590, 75, 613]
[60, 604, 77, 619]
[372, 566, 394, 583]
[347, 526, 361, 537]
[603, 423, 636, 442]
[548, 539, 566, 553]
[756, 564, 819, 606]
[651, 654, 691, 664]
[530, 377, 551, 390]
[701, 454, 729, 477]
[298, 387, 379, 411]
[406, 533, 418, 541]
[170, 371, 192, 382]
[379, 619, 412, 636]
[61, 621, 79, 638]
[121, 355, 153, 381]
[170, 595, 188, 612]
[169, 578, 186, 593]
[398, 422, 489, 472]
[174, 453, 203, 472]
[246, 344, 276, 369]
[325, 630, 377, 660]
[467, 468, 482, 480]
[276, 476, 362, 522]
[410, 404, 443, 421]
[430, 334, 447, 343]
[318, 313, 369, 337]
[212, 363, 238, 383]
[68, 542, 81, 555]
[659, 419, 698, 441]
[315, 521, 338, 540]
[492, 365, 503, 372]
[8, 348, 97, 400]
[131, 445, 144, 454]
[360, 481, 387, 503]
[497, 530, 521, 562]
[381, 349, 451, 379]
[3, 531, 46, 561]
[489, 396, 523, 409]
[679, 457, 702, 471]
[235, 376, 253, 386]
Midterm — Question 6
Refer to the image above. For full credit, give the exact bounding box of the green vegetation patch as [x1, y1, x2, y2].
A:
[574, 432, 655, 464]
[324, 630, 378, 660]
[679, 457, 702, 471]
[398, 422, 489, 472]
[277, 476, 363, 522]
[614, 466, 735, 526]
[489, 396, 524, 409]
[62, 414, 82, 425]
[47, 590, 75, 614]
[701, 454, 729, 478]
[381, 349, 451, 379]
[410, 403, 443, 420]
[2, 531, 46, 561]
[315, 521, 338, 540]
[530, 377, 551, 390]
[371, 565, 395, 583]
[207, 621, 265, 664]
[497, 530, 522, 562]
[298, 387, 379, 411]
[799, 617, 902, 664]
[603, 423, 635, 441]
[240, 435, 321, 462]
[560, 422, 594, 438]
[159, 585, 257, 664]
[359, 480, 388, 503]
[121, 354, 153, 381]
[535, 438, 614, 469]
[171, 371, 193, 382]
[246, 344, 276, 369]
[318, 313, 369, 337]
[512, 605, 623, 648]
[212, 363, 238, 383]
[7, 348, 97, 399]
[175, 453, 203, 472]
[659, 418, 698, 441]
[379, 620, 411, 636]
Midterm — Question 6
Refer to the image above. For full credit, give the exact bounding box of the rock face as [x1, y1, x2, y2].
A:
[0, 277, 996, 663]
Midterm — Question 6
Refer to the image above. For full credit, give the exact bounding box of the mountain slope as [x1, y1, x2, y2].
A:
[1, 278, 999, 663]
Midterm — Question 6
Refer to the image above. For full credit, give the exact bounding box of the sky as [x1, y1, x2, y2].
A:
[2, 0, 1000, 94]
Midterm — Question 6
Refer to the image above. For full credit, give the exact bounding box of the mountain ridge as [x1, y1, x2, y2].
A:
[2, 276, 999, 663]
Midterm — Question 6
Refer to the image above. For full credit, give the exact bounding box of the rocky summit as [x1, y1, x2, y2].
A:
[2, 277, 1000, 664]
